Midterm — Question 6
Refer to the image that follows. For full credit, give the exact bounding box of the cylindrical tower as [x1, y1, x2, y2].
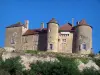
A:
[47, 18, 59, 52]
[74, 19, 92, 54]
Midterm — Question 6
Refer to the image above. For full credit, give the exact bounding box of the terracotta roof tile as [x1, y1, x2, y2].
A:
[23, 23, 74, 36]
[59, 23, 73, 31]
[23, 29, 38, 36]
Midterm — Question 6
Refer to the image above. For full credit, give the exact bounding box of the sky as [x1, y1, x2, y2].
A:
[0, 0, 100, 53]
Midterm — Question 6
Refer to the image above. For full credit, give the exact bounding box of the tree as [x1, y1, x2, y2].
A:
[0, 57, 24, 75]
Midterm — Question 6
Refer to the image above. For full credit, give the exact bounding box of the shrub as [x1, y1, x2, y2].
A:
[88, 53, 95, 58]
[92, 58, 100, 67]
[0, 57, 24, 75]
[29, 56, 80, 75]
[81, 67, 100, 75]
[25, 50, 39, 54]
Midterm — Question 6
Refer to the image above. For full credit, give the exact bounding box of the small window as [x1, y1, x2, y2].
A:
[50, 44, 53, 50]
[10, 37, 15, 44]
[62, 39, 66, 42]
[82, 44, 86, 49]
[66, 34, 69, 36]
[24, 37, 27, 43]
[58, 39, 60, 42]
[79, 43, 86, 50]
[49, 29, 51, 32]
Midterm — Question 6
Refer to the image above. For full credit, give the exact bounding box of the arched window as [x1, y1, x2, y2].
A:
[10, 32, 17, 44]
[50, 44, 53, 50]
[10, 37, 15, 44]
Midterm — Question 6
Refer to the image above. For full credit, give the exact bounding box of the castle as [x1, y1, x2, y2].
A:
[5, 18, 92, 54]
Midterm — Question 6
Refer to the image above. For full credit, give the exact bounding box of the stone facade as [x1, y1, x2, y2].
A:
[5, 18, 93, 54]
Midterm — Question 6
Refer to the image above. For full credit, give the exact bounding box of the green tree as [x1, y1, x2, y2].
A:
[29, 56, 80, 75]
[0, 57, 24, 75]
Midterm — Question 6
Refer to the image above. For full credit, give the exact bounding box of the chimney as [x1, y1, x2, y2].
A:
[72, 18, 74, 26]
[76, 21, 80, 25]
[41, 22, 44, 30]
[25, 20, 29, 29]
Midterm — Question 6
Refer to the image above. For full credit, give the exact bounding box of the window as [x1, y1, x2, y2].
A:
[49, 29, 51, 32]
[61, 34, 69, 37]
[10, 32, 17, 44]
[82, 44, 86, 49]
[10, 37, 15, 44]
[79, 43, 86, 50]
[62, 39, 66, 42]
[58, 39, 60, 42]
[24, 37, 27, 43]
[50, 44, 53, 50]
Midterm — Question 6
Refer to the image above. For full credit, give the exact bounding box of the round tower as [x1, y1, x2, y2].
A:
[47, 18, 59, 52]
[74, 19, 92, 54]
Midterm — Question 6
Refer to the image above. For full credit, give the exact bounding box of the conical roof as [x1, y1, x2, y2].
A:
[48, 18, 58, 24]
[79, 19, 87, 25]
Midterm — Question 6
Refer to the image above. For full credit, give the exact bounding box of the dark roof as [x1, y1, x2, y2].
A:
[6, 22, 24, 28]
[47, 18, 58, 24]
[79, 19, 87, 25]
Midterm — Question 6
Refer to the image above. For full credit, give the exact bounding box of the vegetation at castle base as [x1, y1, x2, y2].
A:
[81, 67, 100, 75]
[25, 50, 39, 54]
[0, 57, 24, 75]
[28, 56, 80, 75]
[0, 56, 100, 75]
[92, 58, 100, 67]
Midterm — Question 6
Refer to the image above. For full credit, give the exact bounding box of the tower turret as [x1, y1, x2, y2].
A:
[74, 19, 92, 54]
[47, 18, 59, 52]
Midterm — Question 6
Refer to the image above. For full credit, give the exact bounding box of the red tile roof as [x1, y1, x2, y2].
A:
[23, 29, 39, 36]
[23, 23, 73, 36]
[59, 23, 73, 31]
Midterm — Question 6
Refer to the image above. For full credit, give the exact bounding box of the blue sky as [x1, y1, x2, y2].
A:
[0, 0, 100, 53]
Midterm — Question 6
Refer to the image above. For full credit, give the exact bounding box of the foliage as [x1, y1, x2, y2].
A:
[25, 50, 39, 54]
[81, 67, 100, 75]
[98, 51, 100, 54]
[88, 53, 95, 58]
[0, 55, 100, 75]
[0, 57, 24, 75]
[92, 58, 100, 67]
[78, 58, 89, 64]
[29, 56, 80, 75]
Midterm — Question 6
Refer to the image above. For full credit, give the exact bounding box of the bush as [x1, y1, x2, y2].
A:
[92, 58, 100, 67]
[25, 50, 39, 54]
[29, 56, 80, 75]
[0, 57, 24, 75]
[88, 53, 95, 58]
[81, 67, 100, 75]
